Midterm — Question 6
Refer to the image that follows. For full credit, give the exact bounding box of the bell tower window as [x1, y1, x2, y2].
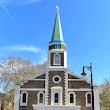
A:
[53, 54, 61, 65]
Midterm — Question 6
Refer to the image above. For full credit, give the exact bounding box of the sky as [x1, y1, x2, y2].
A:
[0, 0, 110, 85]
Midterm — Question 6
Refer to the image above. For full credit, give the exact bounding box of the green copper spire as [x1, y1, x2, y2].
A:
[50, 6, 64, 44]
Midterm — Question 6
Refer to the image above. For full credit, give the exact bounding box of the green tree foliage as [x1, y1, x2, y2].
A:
[100, 78, 110, 110]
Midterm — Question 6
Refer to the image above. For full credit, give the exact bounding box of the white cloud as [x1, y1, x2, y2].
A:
[4, 45, 42, 53]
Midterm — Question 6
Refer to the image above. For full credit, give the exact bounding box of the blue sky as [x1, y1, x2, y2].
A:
[0, 0, 110, 84]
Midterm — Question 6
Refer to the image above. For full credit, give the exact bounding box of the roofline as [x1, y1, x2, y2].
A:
[49, 40, 65, 44]
[21, 72, 45, 85]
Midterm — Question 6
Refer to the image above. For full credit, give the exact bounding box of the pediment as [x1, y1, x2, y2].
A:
[68, 71, 91, 85]
[21, 73, 46, 85]
[68, 71, 85, 80]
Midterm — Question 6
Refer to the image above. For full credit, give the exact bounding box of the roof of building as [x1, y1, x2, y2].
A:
[49, 6, 64, 44]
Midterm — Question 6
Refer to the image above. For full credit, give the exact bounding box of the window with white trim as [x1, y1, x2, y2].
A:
[69, 92, 76, 105]
[54, 93, 59, 104]
[85, 92, 92, 107]
[53, 75, 61, 83]
[51, 87, 63, 105]
[53, 54, 61, 65]
[20, 91, 28, 106]
[37, 92, 44, 105]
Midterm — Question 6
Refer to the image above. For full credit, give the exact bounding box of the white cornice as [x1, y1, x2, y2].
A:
[29, 79, 45, 81]
[28, 73, 45, 80]
[21, 73, 45, 85]
[68, 79, 86, 81]
[68, 72, 85, 80]
[20, 88, 45, 91]
[46, 68, 67, 71]
[48, 42, 66, 46]
[68, 88, 91, 91]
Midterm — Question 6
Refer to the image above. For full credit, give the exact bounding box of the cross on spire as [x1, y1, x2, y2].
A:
[56, 6, 59, 12]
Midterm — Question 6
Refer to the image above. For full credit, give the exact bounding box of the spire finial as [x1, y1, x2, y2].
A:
[56, 6, 59, 12]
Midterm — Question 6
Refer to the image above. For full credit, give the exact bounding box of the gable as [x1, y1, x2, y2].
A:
[68, 71, 84, 80]
[21, 73, 46, 86]
[68, 74, 79, 79]
[34, 74, 45, 79]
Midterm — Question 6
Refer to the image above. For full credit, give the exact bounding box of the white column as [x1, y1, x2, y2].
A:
[94, 86, 100, 110]
[14, 85, 20, 110]
[64, 70, 68, 105]
[64, 51, 67, 68]
[45, 71, 49, 105]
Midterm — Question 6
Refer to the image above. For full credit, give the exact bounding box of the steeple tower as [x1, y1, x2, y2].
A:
[47, 6, 67, 68]
[50, 6, 64, 44]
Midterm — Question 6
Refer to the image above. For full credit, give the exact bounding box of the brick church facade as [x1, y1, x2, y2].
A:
[14, 7, 100, 110]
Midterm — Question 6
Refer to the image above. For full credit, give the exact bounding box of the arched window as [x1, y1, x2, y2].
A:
[70, 93, 74, 103]
[87, 94, 91, 104]
[38, 92, 44, 105]
[69, 92, 76, 105]
[54, 93, 59, 103]
[53, 54, 61, 65]
[22, 93, 26, 103]
[20, 91, 28, 106]
[85, 92, 92, 107]
[39, 93, 43, 103]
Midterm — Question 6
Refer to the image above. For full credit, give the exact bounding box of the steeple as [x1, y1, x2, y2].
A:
[49, 6, 64, 44]
[48, 6, 67, 68]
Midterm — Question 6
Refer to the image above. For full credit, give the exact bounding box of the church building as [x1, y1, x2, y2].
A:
[14, 7, 100, 110]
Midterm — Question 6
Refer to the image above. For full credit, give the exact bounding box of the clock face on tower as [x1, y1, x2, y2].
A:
[54, 44, 61, 49]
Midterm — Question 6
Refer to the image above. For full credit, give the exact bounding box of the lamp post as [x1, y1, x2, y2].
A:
[81, 63, 94, 110]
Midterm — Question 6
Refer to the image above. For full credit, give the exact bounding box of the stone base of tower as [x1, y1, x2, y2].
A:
[32, 105, 81, 110]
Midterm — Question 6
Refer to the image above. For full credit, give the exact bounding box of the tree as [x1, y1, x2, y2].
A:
[100, 78, 110, 110]
[0, 56, 37, 92]
[0, 55, 47, 110]
[0, 56, 38, 109]
[35, 61, 47, 74]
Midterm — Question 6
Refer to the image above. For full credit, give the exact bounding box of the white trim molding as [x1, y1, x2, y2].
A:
[94, 86, 100, 110]
[68, 79, 86, 81]
[69, 92, 76, 105]
[68, 88, 91, 91]
[32, 105, 81, 110]
[20, 88, 45, 91]
[53, 53, 61, 65]
[20, 91, 28, 106]
[21, 73, 46, 85]
[53, 75, 61, 83]
[51, 86, 63, 105]
[14, 85, 20, 110]
[47, 49, 67, 68]
[29, 79, 45, 81]
[37, 91, 45, 105]
[85, 92, 92, 107]
[45, 72, 49, 105]
[64, 70, 68, 105]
